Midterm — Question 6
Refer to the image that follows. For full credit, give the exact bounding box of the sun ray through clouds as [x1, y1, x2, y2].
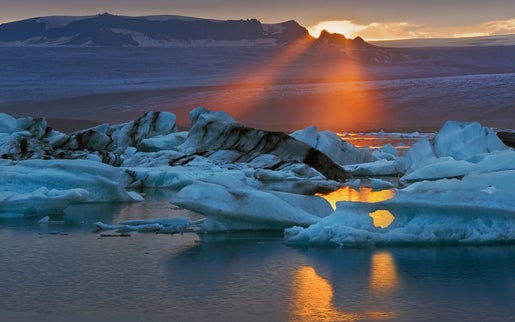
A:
[297, 52, 385, 131]
[184, 23, 386, 132]
[199, 37, 315, 128]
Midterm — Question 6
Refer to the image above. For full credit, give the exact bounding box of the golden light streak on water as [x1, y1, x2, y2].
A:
[369, 252, 400, 295]
[289, 266, 397, 321]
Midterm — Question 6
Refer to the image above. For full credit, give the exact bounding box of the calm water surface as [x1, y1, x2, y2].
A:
[1, 196, 515, 322]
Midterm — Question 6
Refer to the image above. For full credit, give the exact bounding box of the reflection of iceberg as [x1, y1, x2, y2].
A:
[290, 266, 396, 321]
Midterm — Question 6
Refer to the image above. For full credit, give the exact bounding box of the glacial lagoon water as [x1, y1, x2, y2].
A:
[2, 190, 515, 322]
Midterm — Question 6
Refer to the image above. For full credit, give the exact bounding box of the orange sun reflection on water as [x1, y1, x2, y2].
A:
[316, 187, 396, 228]
[369, 252, 399, 295]
[316, 186, 395, 209]
[290, 266, 397, 321]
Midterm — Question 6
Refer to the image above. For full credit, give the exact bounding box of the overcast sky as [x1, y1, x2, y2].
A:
[2, 0, 514, 39]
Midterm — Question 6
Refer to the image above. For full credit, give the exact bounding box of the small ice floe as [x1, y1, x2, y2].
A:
[93, 216, 202, 235]
[38, 216, 50, 224]
[369, 178, 395, 190]
[37, 215, 65, 225]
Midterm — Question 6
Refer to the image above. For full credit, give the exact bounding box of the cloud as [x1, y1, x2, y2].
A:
[481, 18, 515, 35]
[308, 18, 515, 41]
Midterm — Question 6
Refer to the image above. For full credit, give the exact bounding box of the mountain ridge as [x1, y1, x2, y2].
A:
[0, 13, 370, 48]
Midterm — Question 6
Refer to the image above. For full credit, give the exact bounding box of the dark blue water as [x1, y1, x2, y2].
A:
[1, 202, 515, 322]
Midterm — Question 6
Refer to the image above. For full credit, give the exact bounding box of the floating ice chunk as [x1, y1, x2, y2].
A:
[170, 180, 331, 231]
[371, 143, 398, 161]
[121, 150, 185, 167]
[127, 191, 145, 202]
[125, 163, 253, 189]
[285, 206, 515, 246]
[137, 131, 188, 152]
[94, 216, 197, 233]
[401, 149, 515, 183]
[93, 221, 120, 231]
[369, 178, 395, 190]
[0, 159, 138, 203]
[177, 108, 350, 182]
[291, 126, 375, 165]
[120, 217, 192, 232]
[286, 169, 515, 246]
[344, 159, 400, 176]
[433, 121, 508, 160]
[0, 113, 17, 134]
[398, 121, 513, 182]
[347, 179, 361, 190]
[0, 187, 89, 218]
[38, 216, 50, 224]
[397, 137, 437, 173]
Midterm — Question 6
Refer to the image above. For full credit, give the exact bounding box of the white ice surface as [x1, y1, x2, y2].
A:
[137, 131, 188, 152]
[399, 121, 512, 182]
[0, 160, 141, 208]
[170, 175, 332, 231]
[343, 159, 400, 176]
[286, 170, 515, 245]
[93, 216, 200, 233]
[291, 126, 374, 165]
[0, 187, 88, 218]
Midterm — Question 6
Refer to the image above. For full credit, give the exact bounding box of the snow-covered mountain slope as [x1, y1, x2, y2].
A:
[371, 33, 515, 48]
[0, 13, 311, 47]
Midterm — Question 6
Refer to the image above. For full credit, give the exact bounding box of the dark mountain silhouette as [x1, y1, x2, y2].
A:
[0, 13, 313, 46]
[313, 30, 375, 49]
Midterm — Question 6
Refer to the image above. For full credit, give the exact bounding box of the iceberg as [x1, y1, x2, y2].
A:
[1, 109, 355, 218]
[290, 126, 375, 165]
[170, 176, 333, 231]
[0, 187, 88, 218]
[399, 121, 513, 182]
[3, 108, 515, 245]
[285, 170, 515, 246]
[285, 122, 515, 246]
[93, 216, 200, 234]
[175, 107, 350, 182]
[0, 159, 141, 206]
[0, 111, 178, 166]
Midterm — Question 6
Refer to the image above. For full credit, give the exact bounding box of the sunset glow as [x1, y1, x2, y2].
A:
[308, 18, 515, 41]
[308, 20, 365, 38]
